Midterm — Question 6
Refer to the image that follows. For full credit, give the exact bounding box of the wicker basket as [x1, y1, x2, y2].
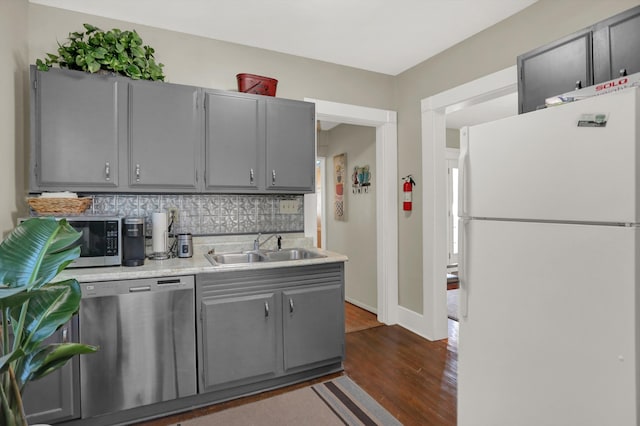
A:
[28, 197, 92, 215]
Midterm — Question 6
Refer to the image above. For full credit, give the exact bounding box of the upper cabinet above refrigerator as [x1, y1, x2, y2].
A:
[517, 5, 640, 114]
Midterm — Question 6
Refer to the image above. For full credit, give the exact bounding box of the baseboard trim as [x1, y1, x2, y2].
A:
[396, 305, 447, 342]
[345, 297, 377, 315]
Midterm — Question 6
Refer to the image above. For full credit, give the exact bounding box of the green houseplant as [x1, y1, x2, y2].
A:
[0, 218, 97, 426]
[36, 23, 165, 81]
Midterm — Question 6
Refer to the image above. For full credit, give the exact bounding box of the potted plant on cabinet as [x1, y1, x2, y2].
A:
[0, 218, 97, 426]
[36, 23, 165, 81]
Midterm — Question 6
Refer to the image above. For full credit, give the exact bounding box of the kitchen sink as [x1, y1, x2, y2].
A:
[264, 248, 326, 261]
[205, 248, 325, 266]
[205, 251, 267, 265]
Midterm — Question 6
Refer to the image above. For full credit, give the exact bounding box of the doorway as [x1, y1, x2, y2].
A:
[420, 65, 518, 340]
[317, 124, 377, 313]
[304, 98, 398, 325]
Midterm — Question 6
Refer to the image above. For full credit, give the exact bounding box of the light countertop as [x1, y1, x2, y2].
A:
[58, 234, 347, 283]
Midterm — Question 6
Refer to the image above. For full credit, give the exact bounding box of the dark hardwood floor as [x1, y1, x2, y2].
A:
[345, 301, 384, 333]
[137, 303, 458, 426]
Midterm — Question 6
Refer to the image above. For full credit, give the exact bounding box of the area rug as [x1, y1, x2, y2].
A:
[447, 288, 459, 321]
[173, 376, 401, 426]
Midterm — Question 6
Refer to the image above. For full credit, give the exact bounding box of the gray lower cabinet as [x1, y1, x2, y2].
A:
[197, 263, 345, 394]
[22, 317, 80, 424]
[282, 284, 344, 371]
[126, 80, 201, 191]
[200, 293, 278, 390]
[30, 66, 124, 191]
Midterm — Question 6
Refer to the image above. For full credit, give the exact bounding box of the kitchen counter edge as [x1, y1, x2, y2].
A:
[57, 249, 349, 283]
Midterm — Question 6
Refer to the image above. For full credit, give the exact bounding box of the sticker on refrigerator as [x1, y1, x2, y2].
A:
[577, 113, 608, 127]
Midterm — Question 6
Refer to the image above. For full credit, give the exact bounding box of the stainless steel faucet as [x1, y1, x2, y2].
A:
[253, 233, 282, 251]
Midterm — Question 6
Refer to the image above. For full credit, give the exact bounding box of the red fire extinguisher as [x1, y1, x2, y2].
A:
[402, 175, 416, 211]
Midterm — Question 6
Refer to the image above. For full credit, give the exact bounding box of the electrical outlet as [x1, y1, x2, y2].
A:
[279, 199, 300, 214]
[168, 207, 179, 226]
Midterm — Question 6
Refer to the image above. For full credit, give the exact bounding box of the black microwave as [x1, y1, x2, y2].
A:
[20, 216, 122, 268]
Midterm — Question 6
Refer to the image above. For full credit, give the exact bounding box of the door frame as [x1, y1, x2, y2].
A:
[304, 98, 398, 325]
[419, 66, 517, 340]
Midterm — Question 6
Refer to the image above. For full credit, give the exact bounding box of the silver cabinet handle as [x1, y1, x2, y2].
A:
[289, 298, 294, 313]
[272, 170, 276, 185]
[575, 80, 582, 90]
[264, 301, 270, 317]
[135, 164, 141, 182]
[62, 327, 68, 343]
[105, 162, 111, 181]
[250, 169, 254, 184]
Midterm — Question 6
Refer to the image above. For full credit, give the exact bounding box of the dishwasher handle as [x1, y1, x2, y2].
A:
[129, 286, 151, 293]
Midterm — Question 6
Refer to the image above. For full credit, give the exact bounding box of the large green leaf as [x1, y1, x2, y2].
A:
[0, 349, 24, 375]
[0, 218, 80, 291]
[10, 280, 82, 353]
[16, 342, 96, 388]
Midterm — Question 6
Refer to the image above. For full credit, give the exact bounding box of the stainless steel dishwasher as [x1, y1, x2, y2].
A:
[79, 276, 196, 419]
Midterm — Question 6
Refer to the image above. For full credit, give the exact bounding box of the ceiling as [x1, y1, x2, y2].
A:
[29, 0, 538, 76]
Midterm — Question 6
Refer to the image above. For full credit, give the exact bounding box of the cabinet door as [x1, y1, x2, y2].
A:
[200, 293, 278, 391]
[128, 80, 200, 191]
[265, 98, 315, 192]
[22, 318, 80, 424]
[31, 67, 120, 190]
[204, 91, 262, 192]
[517, 29, 593, 114]
[282, 284, 344, 371]
[593, 5, 640, 83]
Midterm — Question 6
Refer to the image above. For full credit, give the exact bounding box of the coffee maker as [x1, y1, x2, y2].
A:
[122, 217, 145, 266]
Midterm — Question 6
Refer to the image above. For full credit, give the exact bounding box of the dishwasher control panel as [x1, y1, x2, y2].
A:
[80, 275, 194, 298]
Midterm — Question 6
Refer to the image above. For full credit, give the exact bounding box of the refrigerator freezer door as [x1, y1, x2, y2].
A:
[458, 219, 638, 426]
[461, 88, 640, 224]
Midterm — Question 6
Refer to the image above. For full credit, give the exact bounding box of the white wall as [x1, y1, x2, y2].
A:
[324, 125, 377, 311]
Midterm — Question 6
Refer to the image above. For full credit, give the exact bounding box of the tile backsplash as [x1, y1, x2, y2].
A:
[40, 193, 305, 236]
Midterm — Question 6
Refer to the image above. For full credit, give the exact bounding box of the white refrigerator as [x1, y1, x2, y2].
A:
[457, 87, 640, 426]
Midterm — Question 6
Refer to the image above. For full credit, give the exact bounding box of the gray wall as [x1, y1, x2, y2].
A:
[0, 0, 28, 238]
[323, 125, 377, 311]
[446, 129, 460, 149]
[393, 0, 640, 312]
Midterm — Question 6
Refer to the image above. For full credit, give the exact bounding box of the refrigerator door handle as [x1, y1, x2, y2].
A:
[459, 217, 469, 318]
[459, 127, 469, 218]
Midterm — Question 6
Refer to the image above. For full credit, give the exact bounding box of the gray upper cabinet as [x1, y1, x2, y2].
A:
[127, 80, 200, 191]
[30, 66, 123, 191]
[204, 92, 315, 194]
[266, 98, 316, 192]
[593, 5, 640, 83]
[518, 5, 640, 114]
[517, 29, 593, 114]
[30, 66, 315, 194]
[204, 91, 263, 192]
